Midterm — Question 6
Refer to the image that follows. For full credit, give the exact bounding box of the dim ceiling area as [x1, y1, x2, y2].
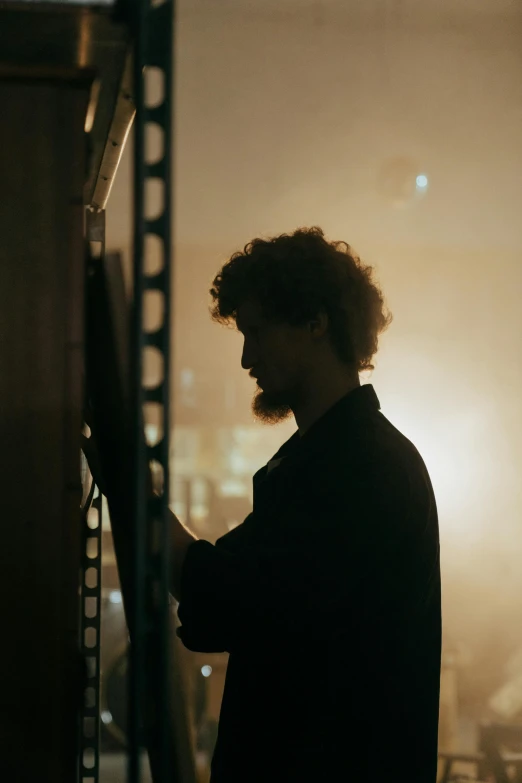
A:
[172, 0, 522, 248]
[181, 0, 522, 24]
[108, 0, 522, 254]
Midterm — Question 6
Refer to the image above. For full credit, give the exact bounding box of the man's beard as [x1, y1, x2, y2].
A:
[251, 388, 294, 425]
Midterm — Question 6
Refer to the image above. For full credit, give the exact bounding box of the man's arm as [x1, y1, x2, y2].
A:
[176, 533, 350, 654]
[175, 455, 421, 655]
[168, 508, 199, 602]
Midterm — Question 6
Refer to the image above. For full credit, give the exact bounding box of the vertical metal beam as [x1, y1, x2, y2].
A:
[78, 208, 106, 783]
[130, 0, 195, 781]
[129, 4, 148, 777]
[79, 485, 103, 783]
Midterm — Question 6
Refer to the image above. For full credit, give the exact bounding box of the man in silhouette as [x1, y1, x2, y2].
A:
[169, 227, 441, 783]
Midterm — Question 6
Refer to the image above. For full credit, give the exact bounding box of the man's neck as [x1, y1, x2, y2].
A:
[294, 376, 361, 436]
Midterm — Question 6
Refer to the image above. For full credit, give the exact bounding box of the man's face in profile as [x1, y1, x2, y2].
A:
[236, 301, 311, 425]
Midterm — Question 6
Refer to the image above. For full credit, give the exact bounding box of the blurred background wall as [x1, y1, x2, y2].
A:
[101, 0, 522, 762]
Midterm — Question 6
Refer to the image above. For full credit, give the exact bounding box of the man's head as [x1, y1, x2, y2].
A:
[209, 227, 392, 425]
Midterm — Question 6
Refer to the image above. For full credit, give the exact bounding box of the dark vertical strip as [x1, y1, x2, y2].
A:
[129, 0, 148, 779]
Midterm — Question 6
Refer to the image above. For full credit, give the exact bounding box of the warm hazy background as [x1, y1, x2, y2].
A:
[104, 0, 522, 746]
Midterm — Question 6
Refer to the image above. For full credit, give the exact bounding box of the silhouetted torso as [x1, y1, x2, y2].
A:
[178, 385, 441, 783]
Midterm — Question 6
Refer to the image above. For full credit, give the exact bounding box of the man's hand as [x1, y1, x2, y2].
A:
[168, 508, 198, 601]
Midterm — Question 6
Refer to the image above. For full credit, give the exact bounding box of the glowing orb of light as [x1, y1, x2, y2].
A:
[378, 157, 429, 207]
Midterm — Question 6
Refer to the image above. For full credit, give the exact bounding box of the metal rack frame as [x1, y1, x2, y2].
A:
[129, 0, 175, 780]
[79, 485, 103, 783]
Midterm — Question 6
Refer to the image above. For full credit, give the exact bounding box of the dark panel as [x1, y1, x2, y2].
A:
[0, 3, 132, 206]
[0, 80, 89, 781]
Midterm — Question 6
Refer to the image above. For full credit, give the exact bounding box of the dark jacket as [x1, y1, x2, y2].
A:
[178, 384, 441, 782]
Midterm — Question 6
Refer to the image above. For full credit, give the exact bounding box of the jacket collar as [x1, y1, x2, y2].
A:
[268, 383, 381, 465]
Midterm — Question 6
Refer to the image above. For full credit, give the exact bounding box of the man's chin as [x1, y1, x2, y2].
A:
[251, 389, 293, 425]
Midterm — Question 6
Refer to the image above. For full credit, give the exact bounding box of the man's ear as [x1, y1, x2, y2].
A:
[308, 310, 329, 339]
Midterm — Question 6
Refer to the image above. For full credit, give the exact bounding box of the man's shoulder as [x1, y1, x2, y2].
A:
[320, 408, 432, 493]
[323, 407, 409, 457]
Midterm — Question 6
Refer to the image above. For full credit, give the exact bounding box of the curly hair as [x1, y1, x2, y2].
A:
[209, 227, 392, 372]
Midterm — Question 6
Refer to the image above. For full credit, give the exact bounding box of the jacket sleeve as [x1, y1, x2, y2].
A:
[176, 455, 422, 654]
[175, 515, 258, 653]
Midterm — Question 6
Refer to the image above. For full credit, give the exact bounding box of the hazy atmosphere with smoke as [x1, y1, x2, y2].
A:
[106, 0, 522, 752]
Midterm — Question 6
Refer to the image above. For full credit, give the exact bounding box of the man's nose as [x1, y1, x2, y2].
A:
[241, 340, 257, 371]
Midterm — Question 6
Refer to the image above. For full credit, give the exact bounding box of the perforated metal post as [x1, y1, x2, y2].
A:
[79, 208, 107, 783]
[129, 0, 174, 780]
[79, 485, 103, 783]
